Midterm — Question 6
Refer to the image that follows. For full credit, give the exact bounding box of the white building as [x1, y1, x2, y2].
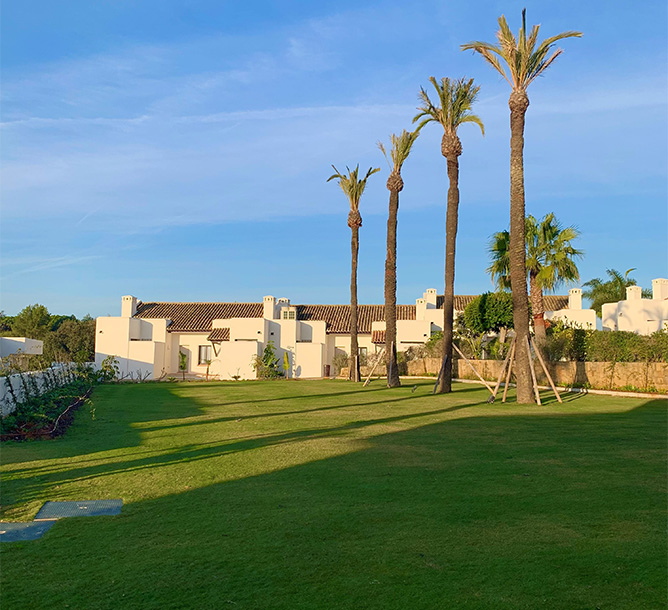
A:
[95, 289, 582, 380]
[602, 278, 668, 334]
[544, 288, 597, 329]
[0, 337, 43, 358]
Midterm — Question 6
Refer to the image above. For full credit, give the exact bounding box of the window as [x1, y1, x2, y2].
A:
[198, 345, 212, 365]
[282, 310, 296, 320]
[358, 347, 368, 357]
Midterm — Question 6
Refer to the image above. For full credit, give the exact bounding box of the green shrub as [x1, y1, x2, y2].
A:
[545, 322, 668, 363]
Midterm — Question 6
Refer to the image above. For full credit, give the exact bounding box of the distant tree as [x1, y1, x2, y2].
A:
[43, 318, 95, 363]
[328, 164, 379, 382]
[583, 268, 652, 317]
[463, 292, 514, 335]
[413, 76, 484, 393]
[11, 304, 52, 339]
[0, 312, 13, 335]
[378, 129, 420, 388]
[49, 314, 76, 332]
[462, 10, 581, 403]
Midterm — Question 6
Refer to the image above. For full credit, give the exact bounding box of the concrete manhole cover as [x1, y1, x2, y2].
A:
[0, 521, 57, 542]
[35, 500, 123, 520]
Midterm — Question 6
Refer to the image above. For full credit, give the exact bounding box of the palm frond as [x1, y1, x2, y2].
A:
[462, 10, 581, 91]
[327, 164, 380, 211]
[413, 77, 485, 137]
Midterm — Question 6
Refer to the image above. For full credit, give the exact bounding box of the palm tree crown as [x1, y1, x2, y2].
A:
[327, 165, 380, 227]
[413, 77, 484, 155]
[378, 130, 420, 175]
[461, 9, 582, 93]
[488, 213, 582, 291]
[583, 268, 652, 317]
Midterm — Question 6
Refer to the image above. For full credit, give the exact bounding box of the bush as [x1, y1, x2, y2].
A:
[332, 352, 348, 375]
[545, 322, 668, 363]
[251, 342, 284, 379]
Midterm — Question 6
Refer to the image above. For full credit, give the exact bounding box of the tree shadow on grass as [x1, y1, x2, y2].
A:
[1, 397, 665, 610]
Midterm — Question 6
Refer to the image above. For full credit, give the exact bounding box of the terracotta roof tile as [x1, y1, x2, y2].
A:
[133, 295, 570, 334]
[371, 330, 386, 344]
[207, 328, 230, 342]
[296, 304, 415, 334]
[134, 302, 262, 332]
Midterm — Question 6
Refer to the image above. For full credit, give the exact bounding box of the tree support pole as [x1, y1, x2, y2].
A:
[489, 336, 516, 403]
[526, 336, 541, 405]
[502, 340, 517, 403]
[530, 337, 562, 403]
[452, 343, 494, 395]
[363, 348, 386, 387]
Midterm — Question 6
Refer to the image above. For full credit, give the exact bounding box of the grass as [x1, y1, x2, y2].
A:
[1, 380, 665, 609]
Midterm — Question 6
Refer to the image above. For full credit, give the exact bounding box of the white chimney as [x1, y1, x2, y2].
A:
[423, 288, 437, 308]
[121, 295, 137, 318]
[568, 288, 582, 310]
[626, 286, 642, 301]
[416, 298, 427, 320]
[652, 278, 668, 300]
[263, 296, 276, 319]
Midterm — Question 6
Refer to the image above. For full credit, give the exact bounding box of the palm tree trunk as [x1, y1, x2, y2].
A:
[385, 188, 401, 387]
[508, 90, 534, 403]
[529, 271, 547, 351]
[438, 155, 460, 393]
[350, 225, 360, 382]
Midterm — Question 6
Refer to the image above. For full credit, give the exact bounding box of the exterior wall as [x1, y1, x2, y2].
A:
[545, 308, 597, 329]
[351, 357, 668, 392]
[0, 337, 43, 358]
[95, 316, 166, 378]
[601, 280, 668, 334]
[294, 342, 326, 378]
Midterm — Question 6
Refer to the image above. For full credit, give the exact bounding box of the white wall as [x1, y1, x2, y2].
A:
[0, 337, 43, 358]
[545, 308, 597, 330]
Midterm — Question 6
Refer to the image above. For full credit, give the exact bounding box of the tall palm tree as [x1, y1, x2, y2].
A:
[462, 10, 581, 403]
[413, 77, 484, 393]
[488, 213, 582, 350]
[583, 268, 651, 317]
[328, 165, 379, 382]
[378, 130, 420, 388]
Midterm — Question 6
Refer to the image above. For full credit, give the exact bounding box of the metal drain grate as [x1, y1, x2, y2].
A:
[0, 521, 56, 542]
[35, 499, 123, 520]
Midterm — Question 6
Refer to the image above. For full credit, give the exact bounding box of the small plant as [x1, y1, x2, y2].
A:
[251, 342, 283, 379]
[204, 359, 212, 381]
[99, 355, 120, 382]
[178, 351, 188, 381]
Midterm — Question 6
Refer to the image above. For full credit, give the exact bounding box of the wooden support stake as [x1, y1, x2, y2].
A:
[491, 337, 515, 402]
[363, 348, 385, 387]
[452, 343, 494, 394]
[433, 355, 448, 394]
[502, 340, 516, 403]
[530, 337, 562, 403]
[526, 336, 541, 405]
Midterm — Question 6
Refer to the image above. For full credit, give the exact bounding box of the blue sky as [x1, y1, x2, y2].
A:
[2, 0, 666, 317]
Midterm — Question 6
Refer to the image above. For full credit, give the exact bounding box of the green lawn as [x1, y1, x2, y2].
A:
[1, 380, 665, 609]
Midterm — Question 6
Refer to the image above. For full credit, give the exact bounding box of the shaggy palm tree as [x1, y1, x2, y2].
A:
[583, 268, 651, 318]
[328, 164, 379, 382]
[462, 11, 581, 403]
[378, 129, 420, 388]
[488, 213, 582, 350]
[413, 77, 484, 393]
